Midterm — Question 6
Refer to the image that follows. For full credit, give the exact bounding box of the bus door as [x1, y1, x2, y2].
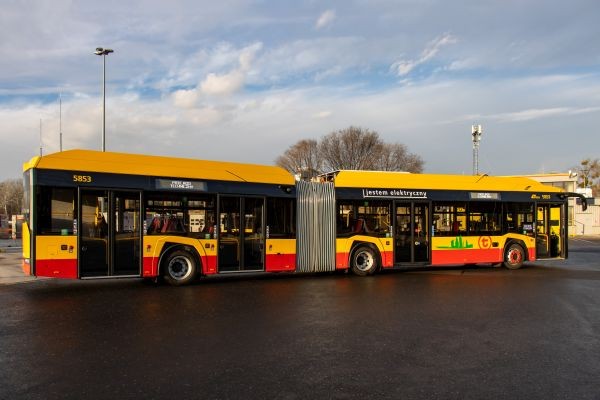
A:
[536, 203, 564, 259]
[394, 202, 430, 264]
[79, 189, 141, 277]
[218, 196, 265, 272]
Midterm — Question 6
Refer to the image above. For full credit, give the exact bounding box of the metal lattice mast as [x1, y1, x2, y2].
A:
[471, 124, 482, 175]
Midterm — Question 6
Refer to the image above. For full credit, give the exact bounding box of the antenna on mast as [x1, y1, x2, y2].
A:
[471, 124, 483, 175]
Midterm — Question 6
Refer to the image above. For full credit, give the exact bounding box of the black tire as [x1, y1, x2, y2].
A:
[503, 243, 525, 270]
[162, 250, 198, 285]
[350, 246, 379, 276]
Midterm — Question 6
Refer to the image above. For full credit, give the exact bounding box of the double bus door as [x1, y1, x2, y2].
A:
[536, 203, 564, 259]
[79, 189, 141, 278]
[395, 202, 430, 264]
[218, 196, 265, 272]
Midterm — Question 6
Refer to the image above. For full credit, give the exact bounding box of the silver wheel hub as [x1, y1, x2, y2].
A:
[168, 256, 193, 280]
[355, 251, 374, 272]
[508, 249, 522, 264]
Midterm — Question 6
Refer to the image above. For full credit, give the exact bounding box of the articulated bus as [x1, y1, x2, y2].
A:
[22, 150, 586, 285]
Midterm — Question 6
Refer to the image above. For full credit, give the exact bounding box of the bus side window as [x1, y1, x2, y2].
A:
[452, 220, 460, 234]
[147, 216, 163, 234]
[353, 218, 365, 233]
[162, 216, 185, 233]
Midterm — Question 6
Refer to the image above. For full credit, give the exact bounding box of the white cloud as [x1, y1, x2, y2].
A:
[390, 60, 417, 76]
[239, 42, 263, 71]
[186, 106, 229, 126]
[173, 88, 200, 109]
[3, 72, 600, 181]
[313, 111, 332, 119]
[169, 42, 263, 106]
[421, 33, 457, 61]
[200, 71, 245, 96]
[491, 106, 600, 122]
[256, 36, 368, 82]
[447, 57, 480, 71]
[315, 10, 335, 29]
[495, 107, 571, 122]
[390, 33, 457, 76]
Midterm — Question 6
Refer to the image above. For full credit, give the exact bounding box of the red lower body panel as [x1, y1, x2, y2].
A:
[36, 259, 78, 279]
[528, 248, 536, 261]
[431, 249, 502, 265]
[336, 252, 348, 269]
[266, 253, 296, 272]
[143, 257, 159, 277]
[203, 255, 217, 274]
[381, 250, 394, 268]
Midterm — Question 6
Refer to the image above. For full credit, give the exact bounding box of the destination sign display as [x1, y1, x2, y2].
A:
[469, 192, 501, 200]
[155, 179, 207, 191]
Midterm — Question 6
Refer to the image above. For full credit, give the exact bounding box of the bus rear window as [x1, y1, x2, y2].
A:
[22, 170, 31, 224]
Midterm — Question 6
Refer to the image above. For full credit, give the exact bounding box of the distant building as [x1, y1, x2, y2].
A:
[525, 173, 599, 236]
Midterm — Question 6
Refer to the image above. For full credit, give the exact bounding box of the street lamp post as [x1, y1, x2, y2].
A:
[94, 47, 114, 152]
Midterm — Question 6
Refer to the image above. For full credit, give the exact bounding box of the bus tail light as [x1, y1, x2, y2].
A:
[22, 258, 31, 275]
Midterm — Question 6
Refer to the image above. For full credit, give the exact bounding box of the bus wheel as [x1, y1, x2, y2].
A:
[163, 250, 197, 285]
[350, 246, 378, 276]
[503, 243, 524, 270]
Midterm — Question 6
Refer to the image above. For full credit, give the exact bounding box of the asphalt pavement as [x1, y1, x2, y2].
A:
[0, 239, 34, 285]
[1, 237, 600, 399]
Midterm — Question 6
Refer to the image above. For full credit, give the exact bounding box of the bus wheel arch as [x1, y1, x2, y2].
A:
[160, 244, 201, 285]
[349, 243, 380, 276]
[503, 241, 526, 270]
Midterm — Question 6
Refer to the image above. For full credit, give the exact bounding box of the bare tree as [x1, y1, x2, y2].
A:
[576, 158, 600, 196]
[276, 126, 424, 179]
[374, 143, 424, 173]
[275, 139, 322, 179]
[319, 127, 382, 171]
[0, 179, 24, 217]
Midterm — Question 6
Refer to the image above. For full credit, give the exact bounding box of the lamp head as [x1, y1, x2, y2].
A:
[94, 47, 114, 55]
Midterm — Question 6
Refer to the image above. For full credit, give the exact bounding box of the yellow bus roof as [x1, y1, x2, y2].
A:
[24, 150, 295, 185]
[329, 170, 562, 193]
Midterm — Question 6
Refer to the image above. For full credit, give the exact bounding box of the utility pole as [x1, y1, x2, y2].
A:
[59, 93, 63, 152]
[471, 124, 482, 175]
[39, 119, 43, 157]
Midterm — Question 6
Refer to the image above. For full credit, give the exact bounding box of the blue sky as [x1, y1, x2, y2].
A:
[1, 0, 599, 180]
